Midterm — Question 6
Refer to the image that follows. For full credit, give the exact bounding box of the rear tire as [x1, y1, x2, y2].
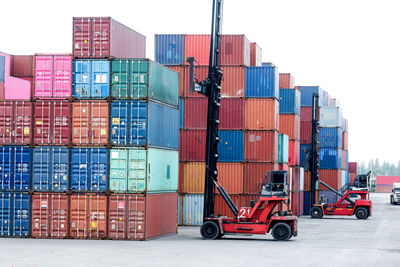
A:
[355, 207, 368, 219]
[200, 221, 220, 240]
[310, 207, 323, 219]
[271, 223, 292, 241]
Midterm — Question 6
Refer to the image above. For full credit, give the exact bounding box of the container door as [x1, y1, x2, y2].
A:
[111, 59, 129, 98]
[50, 194, 69, 238]
[130, 60, 148, 98]
[88, 194, 107, 238]
[0, 102, 13, 144]
[110, 101, 129, 145]
[70, 148, 90, 191]
[0, 147, 12, 190]
[129, 101, 147, 146]
[127, 149, 147, 192]
[72, 102, 90, 145]
[73, 60, 90, 99]
[51, 147, 69, 192]
[53, 55, 72, 98]
[14, 101, 32, 145]
[34, 102, 52, 144]
[147, 149, 178, 192]
[90, 102, 109, 145]
[73, 18, 91, 57]
[91, 60, 110, 98]
[34, 55, 53, 98]
[91, 18, 110, 58]
[108, 195, 127, 239]
[127, 195, 145, 240]
[90, 148, 108, 192]
[109, 149, 128, 192]
[0, 193, 11, 236]
[13, 146, 31, 191]
[31, 193, 50, 237]
[32, 147, 50, 191]
[52, 102, 70, 144]
[12, 193, 30, 237]
[70, 194, 88, 238]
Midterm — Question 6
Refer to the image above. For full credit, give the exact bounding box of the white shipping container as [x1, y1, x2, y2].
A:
[320, 107, 343, 128]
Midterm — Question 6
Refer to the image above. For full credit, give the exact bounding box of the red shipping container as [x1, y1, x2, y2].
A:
[185, 35, 210, 66]
[220, 98, 244, 130]
[244, 162, 278, 194]
[220, 35, 251, 66]
[10, 55, 34, 77]
[250, 42, 262, 67]
[319, 170, 342, 190]
[376, 185, 393, 193]
[0, 82, 4, 99]
[0, 101, 32, 145]
[71, 101, 109, 145]
[69, 194, 107, 239]
[184, 98, 207, 129]
[300, 121, 312, 144]
[376, 176, 400, 186]
[245, 131, 278, 162]
[167, 66, 186, 97]
[180, 130, 206, 161]
[73, 17, 146, 58]
[33, 101, 71, 145]
[304, 171, 311, 191]
[289, 140, 300, 166]
[350, 173, 357, 185]
[279, 73, 294, 89]
[348, 162, 357, 174]
[245, 99, 279, 131]
[31, 193, 69, 238]
[300, 107, 312, 122]
[342, 131, 348, 151]
[279, 114, 300, 140]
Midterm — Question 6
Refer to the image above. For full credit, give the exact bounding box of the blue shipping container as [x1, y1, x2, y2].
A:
[320, 127, 343, 148]
[70, 148, 108, 192]
[303, 191, 311, 215]
[179, 98, 184, 129]
[32, 147, 69, 192]
[261, 62, 273, 67]
[299, 86, 323, 107]
[110, 100, 179, 149]
[245, 66, 279, 99]
[279, 89, 300, 115]
[155, 34, 184, 65]
[0, 146, 31, 191]
[0, 55, 5, 82]
[73, 60, 110, 99]
[0, 192, 30, 237]
[320, 148, 342, 169]
[300, 144, 311, 167]
[218, 131, 244, 162]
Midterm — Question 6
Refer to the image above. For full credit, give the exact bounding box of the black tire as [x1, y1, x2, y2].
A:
[391, 197, 393, 204]
[200, 221, 220, 240]
[271, 223, 292, 241]
[310, 207, 323, 219]
[355, 207, 368, 219]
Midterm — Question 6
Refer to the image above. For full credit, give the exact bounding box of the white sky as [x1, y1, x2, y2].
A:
[1, 0, 399, 164]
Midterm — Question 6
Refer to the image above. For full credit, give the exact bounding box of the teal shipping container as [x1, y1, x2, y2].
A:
[278, 134, 289, 164]
[109, 147, 178, 193]
[111, 59, 179, 107]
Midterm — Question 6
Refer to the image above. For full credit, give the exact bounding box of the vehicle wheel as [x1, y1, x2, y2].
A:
[271, 223, 292, 241]
[355, 207, 368, 219]
[391, 197, 393, 204]
[200, 221, 220, 240]
[310, 207, 323, 219]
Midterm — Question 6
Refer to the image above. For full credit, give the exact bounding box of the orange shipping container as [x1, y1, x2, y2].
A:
[245, 130, 278, 163]
[244, 162, 278, 194]
[245, 99, 279, 130]
[182, 162, 205, 194]
[178, 162, 184, 193]
[279, 73, 294, 89]
[279, 114, 300, 140]
[376, 185, 392, 193]
[304, 171, 311, 191]
[319, 170, 342, 190]
[167, 66, 186, 97]
[71, 101, 109, 145]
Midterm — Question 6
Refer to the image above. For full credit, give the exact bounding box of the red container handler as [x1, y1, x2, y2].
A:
[33, 101, 71, 145]
[245, 130, 278, 163]
[243, 162, 278, 194]
[0, 101, 32, 145]
[73, 17, 146, 59]
[31, 193, 69, 238]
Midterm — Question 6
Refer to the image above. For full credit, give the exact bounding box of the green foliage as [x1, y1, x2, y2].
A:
[358, 159, 400, 176]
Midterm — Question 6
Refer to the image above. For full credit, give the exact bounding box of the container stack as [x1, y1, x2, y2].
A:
[348, 162, 358, 184]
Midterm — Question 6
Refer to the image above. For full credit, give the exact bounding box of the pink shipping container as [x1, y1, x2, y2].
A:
[10, 55, 34, 77]
[73, 17, 146, 58]
[220, 35, 251, 66]
[34, 54, 72, 99]
[245, 130, 278, 163]
[179, 130, 206, 161]
[300, 107, 312, 121]
[0, 101, 32, 145]
[250, 42, 262, 67]
[4, 75, 31, 100]
[279, 73, 294, 89]
[184, 35, 210, 66]
[376, 176, 400, 186]
[348, 162, 357, 174]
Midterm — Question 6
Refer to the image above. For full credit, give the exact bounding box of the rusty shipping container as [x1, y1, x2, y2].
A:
[300, 121, 312, 144]
[245, 99, 279, 131]
[182, 162, 205, 194]
[179, 130, 206, 161]
[73, 17, 146, 58]
[304, 171, 311, 191]
[245, 131, 278, 162]
[0, 101, 32, 145]
[279, 114, 300, 140]
[244, 163, 278, 194]
[108, 193, 177, 240]
[184, 35, 210, 66]
[33, 101, 71, 145]
[250, 42, 262, 67]
[11, 55, 34, 77]
[31, 193, 69, 238]
[220, 35, 251, 66]
[71, 101, 109, 145]
[279, 73, 294, 89]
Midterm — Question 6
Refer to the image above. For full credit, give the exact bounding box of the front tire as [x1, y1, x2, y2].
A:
[355, 207, 368, 219]
[310, 207, 323, 219]
[200, 221, 220, 240]
[271, 223, 292, 241]
[391, 197, 394, 204]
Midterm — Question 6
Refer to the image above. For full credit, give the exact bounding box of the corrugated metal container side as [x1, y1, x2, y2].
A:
[279, 89, 300, 115]
[71, 101, 109, 145]
[348, 162, 357, 174]
[179, 98, 184, 129]
[182, 162, 205, 193]
[330, 98, 340, 108]
[279, 114, 300, 140]
[299, 86, 322, 107]
[4, 75, 32, 100]
[320, 148, 342, 169]
[289, 140, 300, 166]
[216, 163, 243, 194]
[299, 167, 304, 191]
[279, 73, 294, 89]
[218, 131, 244, 162]
[245, 66, 279, 98]
[32, 146, 69, 192]
[0, 82, 4, 99]
[300, 106, 312, 121]
[304, 171, 311, 192]
[10, 55, 34, 77]
[185, 35, 210, 65]
[110, 100, 179, 149]
[320, 107, 343, 128]
[318, 190, 338, 203]
[245, 99, 279, 130]
[375, 185, 393, 193]
[300, 144, 311, 167]
[70, 148, 108, 192]
[300, 121, 312, 144]
[220, 35, 251, 66]
[303, 191, 311, 215]
[31, 193, 69, 238]
[320, 127, 343, 148]
[244, 163, 278, 194]
[220, 98, 244, 130]
[319, 170, 342, 190]
[179, 130, 206, 161]
[245, 131, 278, 162]
[111, 59, 179, 107]
[155, 34, 184, 65]
[109, 147, 178, 193]
[0, 52, 11, 78]
[0, 192, 30, 237]
[184, 98, 207, 129]
[178, 163, 183, 193]
[278, 134, 289, 164]
[183, 194, 203, 225]
[167, 66, 186, 97]
[250, 42, 262, 67]
[0, 101, 32, 145]
[376, 176, 400, 186]
[73, 60, 110, 99]
[73, 17, 146, 58]
[350, 173, 356, 184]
[69, 193, 107, 239]
[0, 55, 5, 82]
[177, 194, 182, 225]
[33, 101, 71, 145]
[34, 54, 72, 99]
[342, 131, 348, 151]
[0, 146, 31, 191]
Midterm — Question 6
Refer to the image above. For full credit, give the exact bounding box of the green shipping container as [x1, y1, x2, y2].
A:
[278, 134, 289, 164]
[111, 59, 179, 107]
[109, 147, 178, 193]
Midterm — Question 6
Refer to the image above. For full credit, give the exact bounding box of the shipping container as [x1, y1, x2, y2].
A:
[330, 98, 340, 108]
[342, 150, 347, 171]
[245, 99, 279, 130]
[70, 148, 108, 192]
[278, 163, 289, 171]
[289, 140, 300, 166]
[375, 185, 393, 193]
[33, 101, 70, 145]
[31, 193, 69, 238]
[155, 34, 185, 65]
[319, 170, 342, 190]
[71, 101, 109, 145]
[0, 82, 4, 99]
[182, 194, 203, 225]
[320, 107, 342, 128]
[0, 146, 31, 191]
[220, 35, 251, 66]
[245, 131, 278, 163]
[298, 86, 323, 107]
[183, 98, 207, 129]
[32, 146, 69, 192]
[0, 101, 32, 145]
[299, 167, 304, 191]
[0, 52, 11, 79]
[73, 59, 110, 99]
[342, 131, 348, 151]
[69, 194, 107, 239]
[320, 148, 342, 169]
[279, 89, 300, 115]
[110, 100, 179, 149]
[73, 17, 146, 58]
[300, 121, 312, 144]
[218, 131, 244, 162]
[299, 144, 311, 167]
[279, 114, 300, 140]
[181, 162, 205, 194]
[10, 55, 34, 77]
[4, 75, 32, 100]
[304, 171, 311, 191]
[245, 66, 279, 98]
[179, 130, 206, 161]
[109, 147, 178, 193]
[278, 134, 289, 164]
[376, 176, 400, 186]
[167, 66, 186, 97]
[185, 35, 210, 66]
[350, 173, 356, 185]
[348, 162, 357, 174]
[342, 118, 348, 132]
[34, 54, 72, 99]
[250, 42, 262, 67]
[179, 98, 184, 129]
[300, 106, 312, 122]
[303, 191, 311, 215]
[111, 59, 179, 106]
[0, 192, 30, 236]
[320, 127, 343, 148]
[244, 163, 278, 194]
[279, 73, 294, 89]
[177, 194, 182, 225]
[318, 190, 338, 203]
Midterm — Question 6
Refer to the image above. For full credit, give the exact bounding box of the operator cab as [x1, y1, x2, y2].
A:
[260, 171, 288, 197]
[352, 171, 371, 191]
